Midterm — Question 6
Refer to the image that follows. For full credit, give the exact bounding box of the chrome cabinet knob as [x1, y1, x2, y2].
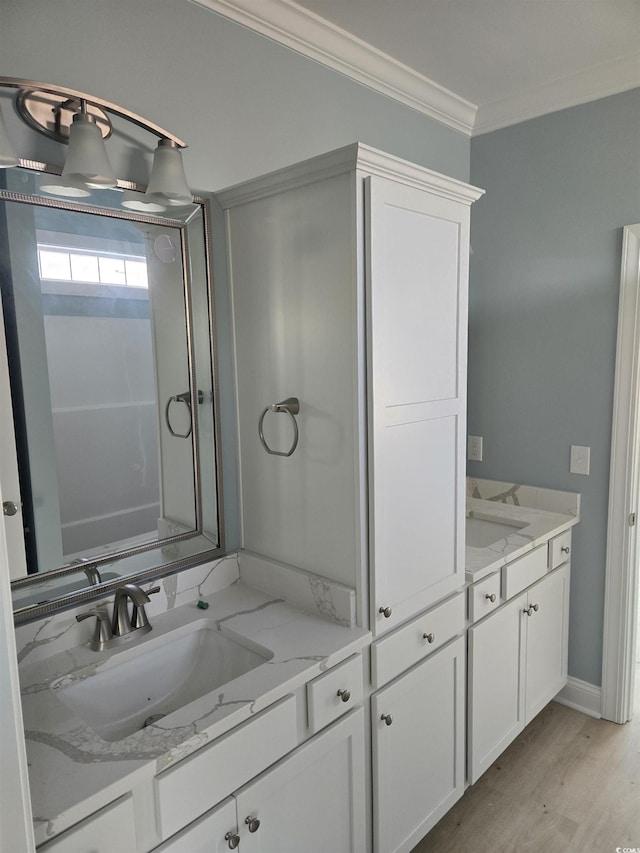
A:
[381, 713, 393, 726]
[225, 831, 240, 849]
[379, 606, 392, 618]
[531, 603, 539, 612]
[337, 688, 351, 703]
[523, 606, 532, 616]
[485, 593, 497, 603]
[2, 501, 19, 517]
[561, 545, 570, 554]
[245, 816, 260, 833]
[423, 632, 435, 643]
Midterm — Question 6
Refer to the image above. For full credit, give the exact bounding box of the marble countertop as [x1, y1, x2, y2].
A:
[19, 581, 370, 846]
[465, 497, 578, 582]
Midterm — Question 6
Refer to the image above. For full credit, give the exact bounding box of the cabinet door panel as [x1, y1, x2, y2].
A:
[38, 795, 136, 853]
[525, 564, 570, 721]
[154, 798, 237, 853]
[468, 593, 527, 784]
[371, 637, 465, 853]
[235, 709, 365, 853]
[367, 176, 468, 633]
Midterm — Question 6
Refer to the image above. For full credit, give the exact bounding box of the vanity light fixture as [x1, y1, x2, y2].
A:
[0, 76, 191, 208]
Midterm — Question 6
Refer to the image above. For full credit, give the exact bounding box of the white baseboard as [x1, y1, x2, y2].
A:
[555, 676, 602, 719]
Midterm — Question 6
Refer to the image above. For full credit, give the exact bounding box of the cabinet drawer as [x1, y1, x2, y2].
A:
[371, 591, 464, 689]
[548, 530, 572, 570]
[156, 695, 297, 841]
[307, 654, 363, 734]
[468, 573, 501, 623]
[502, 545, 547, 600]
[38, 795, 136, 853]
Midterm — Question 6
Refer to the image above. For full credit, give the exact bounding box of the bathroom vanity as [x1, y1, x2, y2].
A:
[10, 144, 580, 853]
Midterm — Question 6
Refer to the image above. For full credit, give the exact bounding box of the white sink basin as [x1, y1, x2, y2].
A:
[466, 516, 526, 548]
[50, 619, 272, 742]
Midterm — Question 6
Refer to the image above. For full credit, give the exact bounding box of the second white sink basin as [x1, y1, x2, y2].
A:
[51, 619, 272, 742]
[466, 516, 526, 548]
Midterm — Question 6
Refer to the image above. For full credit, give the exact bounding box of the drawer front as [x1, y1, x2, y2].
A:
[468, 573, 501, 624]
[156, 695, 297, 841]
[38, 795, 136, 853]
[307, 654, 363, 734]
[371, 591, 465, 689]
[502, 544, 547, 600]
[548, 530, 572, 570]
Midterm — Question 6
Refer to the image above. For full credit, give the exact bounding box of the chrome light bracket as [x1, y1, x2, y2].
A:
[16, 89, 112, 144]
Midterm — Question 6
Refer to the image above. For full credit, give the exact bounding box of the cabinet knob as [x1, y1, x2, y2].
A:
[245, 816, 261, 833]
[523, 606, 533, 616]
[337, 688, 351, 703]
[225, 831, 240, 849]
[381, 713, 393, 726]
[379, 606, 392, 618]
[485, 593, 497, 603]
[561, 545, 570, 554]
[531, 603, 539, 612]
[2, 501, 19, 517]
[423, 632, 435, 643]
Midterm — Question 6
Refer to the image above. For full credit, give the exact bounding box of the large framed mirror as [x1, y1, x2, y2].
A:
[1, 165, 224, 622]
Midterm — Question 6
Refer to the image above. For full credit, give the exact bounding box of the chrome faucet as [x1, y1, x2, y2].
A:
[76, 583, 159, 650]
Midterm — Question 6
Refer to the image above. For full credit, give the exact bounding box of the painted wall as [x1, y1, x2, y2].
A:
[0, 0, 470, 552]
[468, 88, 640, 687]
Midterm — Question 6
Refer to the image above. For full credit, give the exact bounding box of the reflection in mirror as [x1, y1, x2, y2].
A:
[1, 168, 223, 619]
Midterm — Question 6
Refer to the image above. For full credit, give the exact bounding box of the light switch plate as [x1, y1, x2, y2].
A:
[467, 435, 483, 462]
[570, 445, 590, 475]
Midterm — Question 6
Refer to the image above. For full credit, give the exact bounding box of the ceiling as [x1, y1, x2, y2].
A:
[197, 0, 640, 134]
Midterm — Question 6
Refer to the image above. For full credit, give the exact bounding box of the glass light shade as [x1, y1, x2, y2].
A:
[0, 103, 19, 167]
[62, 114, 116, 188]
[121, 188, 167, 213]
[145, 140, 192, 205]
[39, 172, 92, 198]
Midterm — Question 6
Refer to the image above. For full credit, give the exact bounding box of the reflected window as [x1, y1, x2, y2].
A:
[38, 244, 149, 289]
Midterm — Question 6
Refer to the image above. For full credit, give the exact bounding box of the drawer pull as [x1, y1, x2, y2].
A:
[225, 831, 240, 849]
[245, 816, 261, 833]
[379, 606, 392, 618]
[485, 593, 497, 603]
[561, 545, 570, 554]
[337, 688, 351, 703]
[381, 713, 393, 726]
[422, 632, 435, 643]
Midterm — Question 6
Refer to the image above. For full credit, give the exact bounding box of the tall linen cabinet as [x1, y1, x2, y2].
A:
[219, 144, 483, 853]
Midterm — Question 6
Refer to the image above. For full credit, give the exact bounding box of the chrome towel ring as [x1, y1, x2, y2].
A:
[259, 397, 300, 457]
[165, 390, 204, 439]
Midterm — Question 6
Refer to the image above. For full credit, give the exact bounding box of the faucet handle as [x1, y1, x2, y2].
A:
[131, 585, 161, 630]
[76, 609, 113, 651]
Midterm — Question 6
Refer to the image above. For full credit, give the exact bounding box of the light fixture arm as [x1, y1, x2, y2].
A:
[0, 76, 187, 148]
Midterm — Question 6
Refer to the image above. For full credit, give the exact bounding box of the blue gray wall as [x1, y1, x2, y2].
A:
[0, 0, 470, 552]
[468, 88, 640, 686]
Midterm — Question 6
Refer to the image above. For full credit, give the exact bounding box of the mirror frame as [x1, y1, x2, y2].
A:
[2, 162, 225, 623]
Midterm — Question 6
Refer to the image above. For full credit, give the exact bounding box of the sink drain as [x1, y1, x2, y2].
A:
[143, 713, 166, 728]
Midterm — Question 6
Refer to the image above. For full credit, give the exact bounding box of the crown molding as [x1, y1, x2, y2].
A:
[189, 0, 477, 136]
[474, 52, 640, 136]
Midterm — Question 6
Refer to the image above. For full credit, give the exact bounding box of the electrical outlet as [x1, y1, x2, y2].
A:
[467, 435, 483, 462]
[570, 445, 591, 475]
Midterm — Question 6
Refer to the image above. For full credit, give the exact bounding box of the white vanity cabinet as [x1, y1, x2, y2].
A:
[37, 794, 137, 853]
[468, 559, 570, 784]
[371, 636, 465, 853]
[155, 709, 366, 853]
[219, 144, 483, 634]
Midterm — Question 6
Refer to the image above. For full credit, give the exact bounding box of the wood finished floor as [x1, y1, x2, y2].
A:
[412, 671, 640, 853]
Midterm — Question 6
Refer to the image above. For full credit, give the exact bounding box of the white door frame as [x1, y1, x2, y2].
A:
[601, 224, 640, 723]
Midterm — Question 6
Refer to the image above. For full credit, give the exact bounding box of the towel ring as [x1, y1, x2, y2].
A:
[258, 397, 300, 457]
[165, 390, 204, 439]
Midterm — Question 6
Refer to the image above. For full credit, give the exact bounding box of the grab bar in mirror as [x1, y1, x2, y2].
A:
[165, 389, 204, 439]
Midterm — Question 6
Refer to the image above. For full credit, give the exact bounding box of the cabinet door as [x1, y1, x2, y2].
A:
[366, 176, 469, 635]
[467, 592, 527, 784]
[371, 636, 465, 853]
[154, 798, 237, 853]
[524, 563, 570, 721]
[235, 709, 366, 853]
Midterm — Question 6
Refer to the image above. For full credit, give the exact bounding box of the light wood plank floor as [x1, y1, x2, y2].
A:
[413, 673, 640, 853]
